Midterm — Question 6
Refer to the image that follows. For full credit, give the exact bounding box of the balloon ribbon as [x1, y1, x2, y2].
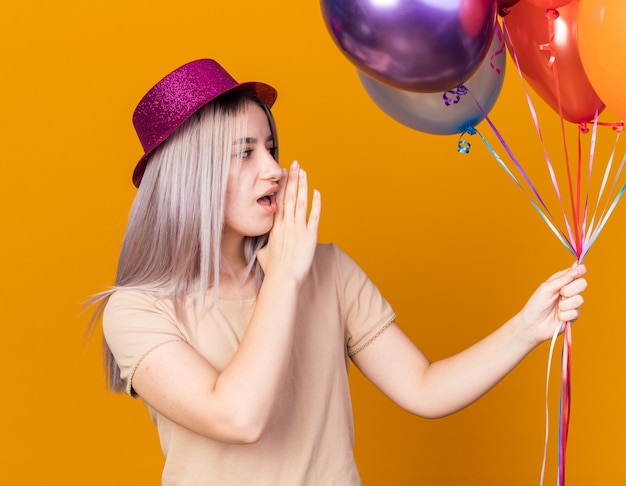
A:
[458, 91, 625, 486]
[454, 19, 626, 485]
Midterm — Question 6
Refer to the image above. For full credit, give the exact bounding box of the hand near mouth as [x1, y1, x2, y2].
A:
[257, 160, 321, 286]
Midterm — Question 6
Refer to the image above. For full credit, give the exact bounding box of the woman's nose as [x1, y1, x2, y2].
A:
[262, 148, 283, 181]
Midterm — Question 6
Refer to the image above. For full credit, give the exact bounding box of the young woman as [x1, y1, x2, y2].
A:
[93, 59, 587, 485]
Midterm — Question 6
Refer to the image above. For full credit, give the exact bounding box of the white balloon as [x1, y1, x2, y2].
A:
[358, 30, 507, 135]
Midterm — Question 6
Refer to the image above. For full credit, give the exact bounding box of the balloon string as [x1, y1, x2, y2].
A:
[502, 19, 575, 252]
[464, 84, 577, 255]
[465, 100, 624, 486]
[581, 130, 625, 255]
[579, 121, 624, 132]
[539, 9, 581, 256]
[578, 109, 624, 254]
[576, 121, 589, 252]
[540, 323, 562, 486]
[581, 180, 626, 261]
[489, 22, 506, 75]
[540, 325, 573, 486]
[558, 321, 573, 486]
[459, 124, 576, 257]
[576, 106, 605, 251]
[466, 86, 551, 213]
[483, 21, 626, 486]
[540, 10, 578, 255]
[537, 9, 558, 67]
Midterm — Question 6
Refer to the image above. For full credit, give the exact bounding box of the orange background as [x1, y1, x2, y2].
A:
[1, 1, 625, 484]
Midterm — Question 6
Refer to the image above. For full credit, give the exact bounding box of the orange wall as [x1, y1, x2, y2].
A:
[2, 1, 625, 484]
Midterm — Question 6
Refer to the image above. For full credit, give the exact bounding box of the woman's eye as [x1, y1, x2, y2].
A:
[241, 149, 253, 158]
[268, 147, 278, 159]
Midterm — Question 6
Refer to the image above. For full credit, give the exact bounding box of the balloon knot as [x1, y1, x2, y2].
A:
[545, 8, 560, 21]
[498, 7, 511, 17]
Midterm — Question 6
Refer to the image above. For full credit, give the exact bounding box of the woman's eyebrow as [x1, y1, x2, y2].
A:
[232, 134, 274, 145]
[232, 137, 257, 145]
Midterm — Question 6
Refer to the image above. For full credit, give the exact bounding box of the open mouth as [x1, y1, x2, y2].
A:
[257, 194, 275, 206]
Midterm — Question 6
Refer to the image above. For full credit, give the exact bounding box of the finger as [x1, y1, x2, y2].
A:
[543, 263, 587, 296]
[559, 307, 581, 323]
[545, 267, 570, 282]
[294, 168, 309, 221]
[283, 160, 300, 218]
[307, 189, 322, 233]
[559, 293, 584, 310]
[560, 277, 588, 299]
[274, 167, 288, 218]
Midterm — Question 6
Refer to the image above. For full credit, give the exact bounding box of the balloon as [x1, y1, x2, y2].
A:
[504, 0, 604, 123]
[358, 32, 507, 135]
[578, 0, 626, 120]
[524, 0, 572, 8]
[320, 0, 498, 93]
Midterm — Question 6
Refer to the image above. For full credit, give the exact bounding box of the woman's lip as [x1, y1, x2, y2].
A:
[260, 185, 280, 198]
[257, 194, 277, 213]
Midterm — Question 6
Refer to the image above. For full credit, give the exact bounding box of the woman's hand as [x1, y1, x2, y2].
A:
[517, 262, 588, 345]
[257, 160, 321, 285]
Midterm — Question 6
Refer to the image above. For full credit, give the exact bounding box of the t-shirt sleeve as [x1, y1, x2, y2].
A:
[330, 244, 396, 357]
[102, 290, 185, 396]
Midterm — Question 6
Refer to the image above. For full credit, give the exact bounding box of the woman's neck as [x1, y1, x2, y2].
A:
[221, 230, 247, 270]
[219, 233, 255, 298]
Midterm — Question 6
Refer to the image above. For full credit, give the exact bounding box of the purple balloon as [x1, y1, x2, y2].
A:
[321, 0, 498, 92]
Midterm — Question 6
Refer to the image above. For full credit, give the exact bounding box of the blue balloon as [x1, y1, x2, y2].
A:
[321, 0, 498, 92]
[358, 31, 506, 135]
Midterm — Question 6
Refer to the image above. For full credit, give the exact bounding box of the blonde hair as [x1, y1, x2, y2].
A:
[90, 92, 278, 392]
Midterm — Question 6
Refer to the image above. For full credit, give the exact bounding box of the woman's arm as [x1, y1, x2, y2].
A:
[351, 264, 587, 418]
[130, 162, 321, 444]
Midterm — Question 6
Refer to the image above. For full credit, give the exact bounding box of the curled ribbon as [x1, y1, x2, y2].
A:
[579, 121, 624, 134]
[538, 9, 560, 67]
[457, 126, 477, 153]
[490, 23, 506, 75]
[443, 84, 468, 106]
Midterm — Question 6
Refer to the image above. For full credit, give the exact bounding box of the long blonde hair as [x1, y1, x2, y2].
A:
[90, 91, 278, 392]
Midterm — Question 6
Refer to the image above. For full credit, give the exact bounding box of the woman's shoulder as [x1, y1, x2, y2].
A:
[108, 287, 163, 303]
[314, 242, 345, 259]
[104, 287, 172, 317]
[312, 243, 361, 278]
[314, 242, 357, 266]
[313, 242, 338, 267]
